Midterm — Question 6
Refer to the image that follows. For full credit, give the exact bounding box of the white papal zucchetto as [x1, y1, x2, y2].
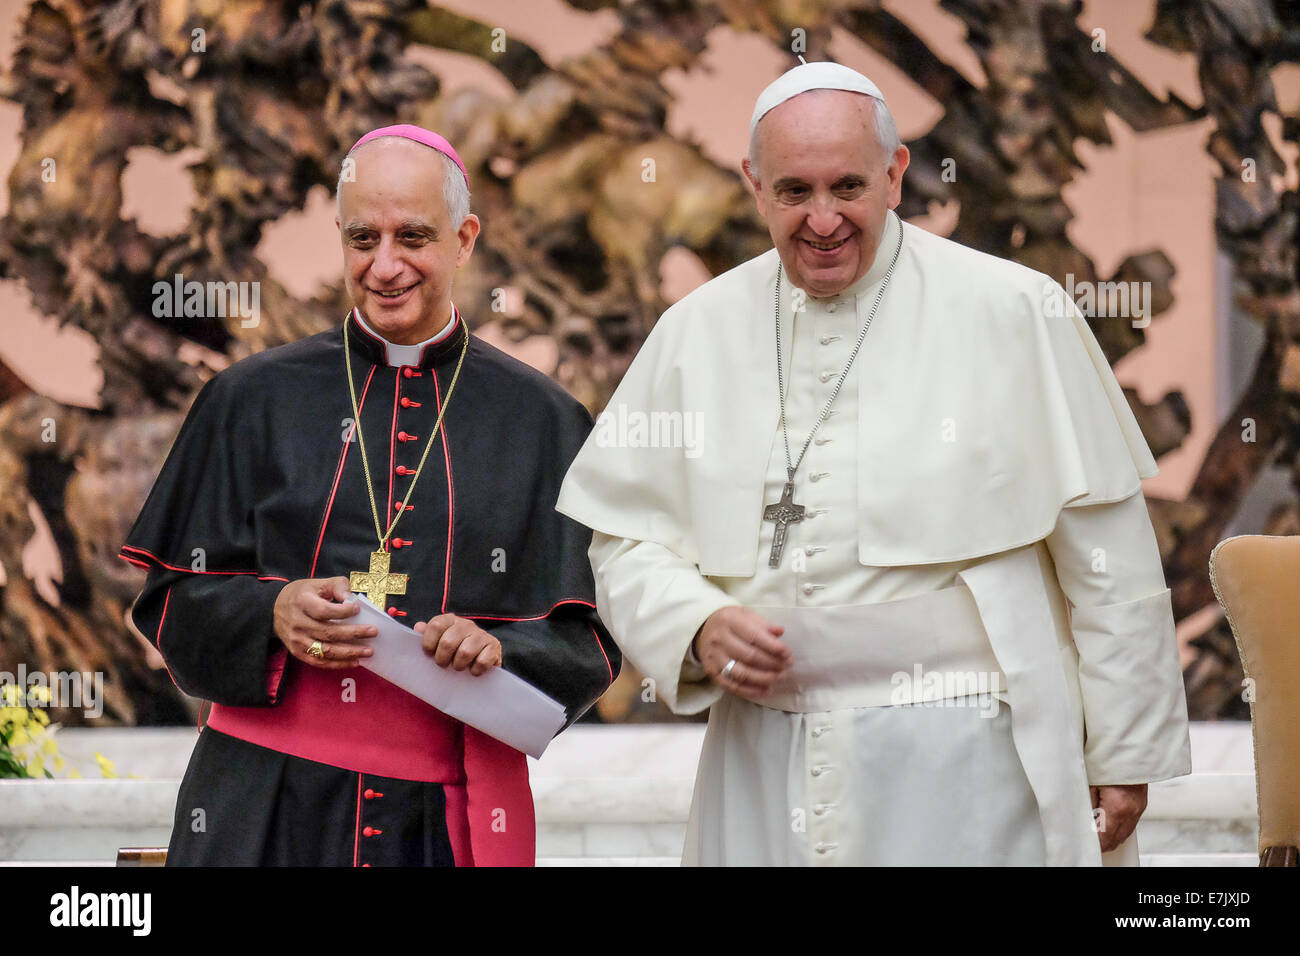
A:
[749, 61, 887, 135]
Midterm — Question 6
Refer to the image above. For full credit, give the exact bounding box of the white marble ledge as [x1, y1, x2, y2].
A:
[1144, 773, 1257, 820]
[1142, 853, 1257, 867]
[0, 780, 178, 828]
[530, 777, 694, 824]
[51, 721, 1253, 780]
[0, 772, 1259, 829]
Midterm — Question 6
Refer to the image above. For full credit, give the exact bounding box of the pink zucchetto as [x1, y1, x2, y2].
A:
[347, 124, 469, 185]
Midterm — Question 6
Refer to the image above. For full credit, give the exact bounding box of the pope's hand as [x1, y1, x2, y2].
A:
[694, 606, 792, 702]
[416, 615, 503, 676]
[273, 577, 378, 669]
[1091, 783, 1148, 853]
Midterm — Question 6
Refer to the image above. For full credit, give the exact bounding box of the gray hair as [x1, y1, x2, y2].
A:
[748, 93, 902, 181]
[336, 138, 471, 227]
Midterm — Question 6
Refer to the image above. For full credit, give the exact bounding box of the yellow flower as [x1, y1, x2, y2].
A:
[94, 752, 118, 779]
[10, 726, 29, 747]
[53, 755, 66, 773]
[29, 754, 44, 776]
[41, 736, 58, 756]
[32, 708, 50, 727]
[1, 685, 20, 706]
[67, 767, 82, 779]
[27, 685, 51, 705]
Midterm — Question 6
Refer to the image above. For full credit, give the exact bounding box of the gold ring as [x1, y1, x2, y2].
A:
[309, 640, 325, 659]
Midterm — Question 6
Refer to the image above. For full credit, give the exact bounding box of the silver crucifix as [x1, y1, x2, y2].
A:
[763, 480, 805, 567]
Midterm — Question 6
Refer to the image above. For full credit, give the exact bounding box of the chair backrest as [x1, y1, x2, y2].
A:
[1209, 535, 1300, 865]
[116, 847, 168, 867]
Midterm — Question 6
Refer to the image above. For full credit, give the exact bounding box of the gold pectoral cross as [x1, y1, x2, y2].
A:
[349, 550, 408, 606]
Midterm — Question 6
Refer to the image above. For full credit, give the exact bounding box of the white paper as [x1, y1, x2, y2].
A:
[348, 596, 567, 758]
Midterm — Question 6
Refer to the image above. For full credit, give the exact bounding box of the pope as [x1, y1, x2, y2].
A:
[558, 63, 1192, 866]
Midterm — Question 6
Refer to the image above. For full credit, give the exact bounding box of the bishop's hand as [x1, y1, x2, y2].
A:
[416, 615, 503, 676]
[273, 577, 378, 669]
[694, 606, 792, 702]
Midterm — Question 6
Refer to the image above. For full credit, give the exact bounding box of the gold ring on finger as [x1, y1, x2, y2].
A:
[309, 640, 325, 659]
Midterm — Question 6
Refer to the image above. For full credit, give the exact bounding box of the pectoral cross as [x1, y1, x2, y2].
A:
[349, 550, 408, 606]
[763, 480, 805, 568]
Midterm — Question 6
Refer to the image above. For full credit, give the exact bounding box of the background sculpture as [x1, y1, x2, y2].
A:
[0, 0, 1296, 724]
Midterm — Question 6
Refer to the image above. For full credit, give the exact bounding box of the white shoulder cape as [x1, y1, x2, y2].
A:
[557, 211, 1157, 574]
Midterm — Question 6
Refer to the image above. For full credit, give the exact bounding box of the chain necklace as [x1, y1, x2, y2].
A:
[342, 310, 468, 605]
[762, 224, 905, 568]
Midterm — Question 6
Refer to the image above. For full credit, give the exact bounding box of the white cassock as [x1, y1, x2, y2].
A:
[556, 210, 1192, 866]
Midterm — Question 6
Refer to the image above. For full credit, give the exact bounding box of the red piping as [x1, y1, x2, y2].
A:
[587, 622, 614, 685]
[117, 545, 288, 580]
[350, 307, 390, 354]
[353, 774, 363, 867]
[416, 305, 463, 365]
[462, 598, 598, 622]
[155, 586, 180, 692]
[310, 363, 377, 575]
[433, 367, 454, 613]
[387, 373, 400, 534]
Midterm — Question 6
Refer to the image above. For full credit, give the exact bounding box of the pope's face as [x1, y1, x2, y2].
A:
[743, 90, 908, 299]
[336, 139, 479, 344]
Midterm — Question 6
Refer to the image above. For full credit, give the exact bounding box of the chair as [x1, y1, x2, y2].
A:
[116, 847, 168, 866]
[1209, 535, 1300, 866]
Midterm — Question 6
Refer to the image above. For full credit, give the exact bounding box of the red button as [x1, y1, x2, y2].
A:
[387, 607, 407, 618]
[401, 397, 422, 408]
[363, 826, 383, 837]
[397, 431, 418, 442]
[391, 538, 411, 549]
[362, 863, 371, 868]
[396, 465, 414, 476]
[364, 789, 377, 800]
[403, 368, 422, 378]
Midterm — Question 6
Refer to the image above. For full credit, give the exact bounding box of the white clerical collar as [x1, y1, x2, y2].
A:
[805, 209, 903, 303]
[353, 306, 458, 366]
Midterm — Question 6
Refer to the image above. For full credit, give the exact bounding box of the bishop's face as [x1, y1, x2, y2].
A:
[336, 138, 479, 345]
[743, 90, 908, 299]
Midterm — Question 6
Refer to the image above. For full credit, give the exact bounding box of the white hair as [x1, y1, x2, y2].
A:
[748, 93, 902, 181]
[336, 138, 471, 227]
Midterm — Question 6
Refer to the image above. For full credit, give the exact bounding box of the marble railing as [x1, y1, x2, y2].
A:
[0, 724, 1260, 866]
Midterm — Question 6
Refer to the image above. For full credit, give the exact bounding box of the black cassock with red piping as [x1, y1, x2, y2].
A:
[120, 310, 621, 866]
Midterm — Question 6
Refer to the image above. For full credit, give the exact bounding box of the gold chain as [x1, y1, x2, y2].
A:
[343, 311, 469, 550]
